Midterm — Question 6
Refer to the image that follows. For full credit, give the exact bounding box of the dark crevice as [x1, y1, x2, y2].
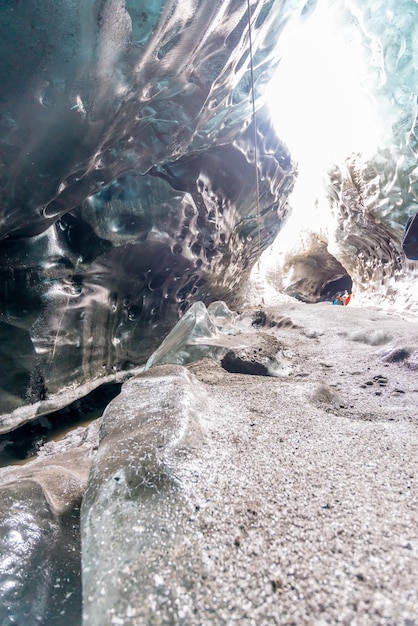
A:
[221, 351, 270, 376]
[0, 382, 122, 467]
[319, 274, 353, 302]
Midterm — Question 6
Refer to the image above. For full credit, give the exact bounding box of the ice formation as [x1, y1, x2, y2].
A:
[1, 0, 418, 422]
[0, 0, 295, 420]
[1, 0, 418, 623]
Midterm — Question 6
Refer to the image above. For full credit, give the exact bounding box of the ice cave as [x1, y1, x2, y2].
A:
[0, 0, 417, 624]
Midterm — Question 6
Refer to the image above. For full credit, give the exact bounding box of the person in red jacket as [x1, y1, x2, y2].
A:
[342, 290, 351, 306]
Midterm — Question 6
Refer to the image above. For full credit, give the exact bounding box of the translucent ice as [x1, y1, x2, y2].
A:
[145, 301, 240, 369]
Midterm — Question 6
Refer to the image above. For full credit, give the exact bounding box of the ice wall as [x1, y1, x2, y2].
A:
[1, 0, 418, 425]
[0, 0, 300, 425]
[260, 0, 418, 310]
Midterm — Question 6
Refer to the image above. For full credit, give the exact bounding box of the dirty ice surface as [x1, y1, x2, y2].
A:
[82, 299, 418, 625]
[145, 300, 294, 377]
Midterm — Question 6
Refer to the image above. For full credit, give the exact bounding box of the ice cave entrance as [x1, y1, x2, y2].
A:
[263, 0, 387, 295]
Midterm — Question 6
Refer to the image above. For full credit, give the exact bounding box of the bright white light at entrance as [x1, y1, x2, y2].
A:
[249, 2, 396, 306]
[267, 0, 384, 173]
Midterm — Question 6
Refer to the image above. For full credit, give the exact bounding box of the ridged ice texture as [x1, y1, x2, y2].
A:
[0, 0, 301, 422]
[262, 0, 418, 310]
[324, 0, 418, 226]
[323, 0, 418, 308]
[0, 0, 301, 237]
[2, 0, 418, 422]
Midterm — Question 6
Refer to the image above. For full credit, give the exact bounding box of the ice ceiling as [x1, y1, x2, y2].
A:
[1, 0, 418, 427]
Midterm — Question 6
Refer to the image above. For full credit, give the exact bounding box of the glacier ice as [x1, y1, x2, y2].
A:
[1, 0, 418, 421]
[145, 300, 292, 376]
[144, 300, 239, 369]
[1, 1, 418, 621]
[81, 365, 209, 626]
